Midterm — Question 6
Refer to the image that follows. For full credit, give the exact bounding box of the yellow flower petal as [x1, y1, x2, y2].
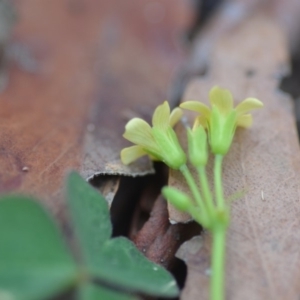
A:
[236, 114, 253, 128]
[152, 101, 170, 130]
[121, 145, 147, 165]
[180, 101, 211, 119]
[169, 107, 183, 127]
[148, 154, 160, 161]
[123, 118, 155, 148]
[209, 86, 233, 115]
[192, 115, 208, 130]
[235, 98, 263, 115]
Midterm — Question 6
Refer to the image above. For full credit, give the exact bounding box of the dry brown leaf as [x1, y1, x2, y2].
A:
[0, 0, 193, 214]
[80, 0, 194, 180]
[133, 194, 199, 268]
[90, 175, 120, 208]
[0, 1, 107, 214]
[0, 0, 15, 91]
[170, 13, 300, 300]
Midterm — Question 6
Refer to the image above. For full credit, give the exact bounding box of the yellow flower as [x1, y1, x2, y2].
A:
[121, 101, 186, 169]
[180, 86, 263, 155]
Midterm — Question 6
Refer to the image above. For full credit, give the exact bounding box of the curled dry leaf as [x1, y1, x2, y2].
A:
[81, 0, 194, 211]
[81, 0, 194, 180]
[0, 1, 105, 214]
[90, 176, 120, 208]
[170, 13, 300, 300]
[0, 0, 193, 214]
[133, 195, 200, 268]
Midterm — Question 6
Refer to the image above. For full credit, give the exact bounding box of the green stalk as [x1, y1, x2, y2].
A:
[211, 227, 226, 300]
[197, 166, 215, 217]
[211, 154, 227, 300]
[180, 164, 206, 215]
[214, 155, 225, 209]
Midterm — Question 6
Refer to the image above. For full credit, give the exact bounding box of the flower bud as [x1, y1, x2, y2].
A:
[162, 186, 192, 212]
[187, 126, 208, 167]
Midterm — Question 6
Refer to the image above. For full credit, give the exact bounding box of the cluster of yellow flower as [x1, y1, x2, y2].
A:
[120, 86, 263, 300]
[121, 86, 263, 168]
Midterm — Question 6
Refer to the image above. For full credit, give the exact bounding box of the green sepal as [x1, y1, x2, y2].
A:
[152, 127, 186, 169]
[209, 107, 237, 155]
[187, 126, 208, 167]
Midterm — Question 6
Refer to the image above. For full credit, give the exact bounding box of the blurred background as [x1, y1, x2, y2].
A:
[2, 0, 300, 201]
[2, 1, 300, 299]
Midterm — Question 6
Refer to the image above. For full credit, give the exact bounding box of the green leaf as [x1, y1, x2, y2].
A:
[66, 171, 112, 266]
[67, 172, 179, 298]
[0, 196, 78, 300]
[89, 237, 179, 298]
[77, 283, 137, 300]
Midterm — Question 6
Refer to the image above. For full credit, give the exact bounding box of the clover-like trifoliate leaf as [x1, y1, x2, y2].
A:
[66, 172, 179, 298]
[66, 171, 112, 266]
[89, 237, 179, 298]
[77, 283, 137, 300]
[0, 196, 78, 300]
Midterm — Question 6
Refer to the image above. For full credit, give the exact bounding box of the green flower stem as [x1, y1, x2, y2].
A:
[180, 164, 206, 215]
[197, 166, 215, 218]
[211, 227, 226, 300]
[212, 154, 228, 300]
[214, 155, 225, 209]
